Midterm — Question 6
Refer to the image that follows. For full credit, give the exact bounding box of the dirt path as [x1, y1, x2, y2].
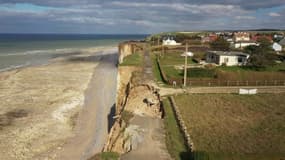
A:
[57, 49, 118, 160]
[121, 116, 171, 160]
[119, 44, 171, 160]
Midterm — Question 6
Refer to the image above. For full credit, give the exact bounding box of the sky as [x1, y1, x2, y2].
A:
[0, 0, 284, 34]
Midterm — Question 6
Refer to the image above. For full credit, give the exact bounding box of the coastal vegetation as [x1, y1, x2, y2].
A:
[174, 93, 285, 160]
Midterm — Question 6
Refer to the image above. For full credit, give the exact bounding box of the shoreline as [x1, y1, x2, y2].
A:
[0, 45, 117, 160]
[0, 45, 117, 73]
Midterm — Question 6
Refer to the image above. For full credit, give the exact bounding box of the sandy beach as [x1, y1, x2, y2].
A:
[0, 46, 117, 160]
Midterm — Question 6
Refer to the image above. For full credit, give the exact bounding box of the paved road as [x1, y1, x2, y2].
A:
[57, 49, 118, 160]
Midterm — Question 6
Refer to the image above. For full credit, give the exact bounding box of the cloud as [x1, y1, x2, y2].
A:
[269, 12, 281, 17]
[235, 16, 256, 20]
[0, 0, 284, 33]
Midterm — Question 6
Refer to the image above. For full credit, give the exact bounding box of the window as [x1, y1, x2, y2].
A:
[238, 57, 243, 63]
[224, 58, 229, 63]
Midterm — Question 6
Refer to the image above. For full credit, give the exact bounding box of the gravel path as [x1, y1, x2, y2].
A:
[57, 49, 118, 160]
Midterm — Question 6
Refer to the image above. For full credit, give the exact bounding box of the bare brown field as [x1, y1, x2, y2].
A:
[174, 93, 285, 160]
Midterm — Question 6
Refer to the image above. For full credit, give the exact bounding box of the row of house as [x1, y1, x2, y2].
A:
[202, 31, 285, 51]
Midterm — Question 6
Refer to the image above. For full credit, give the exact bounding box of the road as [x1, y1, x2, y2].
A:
[57, 48, 118, 160]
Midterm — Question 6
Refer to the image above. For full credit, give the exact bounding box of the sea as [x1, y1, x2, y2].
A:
[0, 34, 147, 72]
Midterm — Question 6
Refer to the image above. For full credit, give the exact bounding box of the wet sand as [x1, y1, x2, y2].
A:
[0, 46, 116, 160]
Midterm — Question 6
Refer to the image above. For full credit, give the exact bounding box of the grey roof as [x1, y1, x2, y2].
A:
[208, 51, 249, 57]
[279, 38, 285, 46]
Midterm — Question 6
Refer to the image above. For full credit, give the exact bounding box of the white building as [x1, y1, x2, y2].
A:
[233, 32, 250, 42]
[162, 37, 181, 46]
[232, 41, 258, 49]
[206, 51, 250, 66]
[272, 42, 282, 52]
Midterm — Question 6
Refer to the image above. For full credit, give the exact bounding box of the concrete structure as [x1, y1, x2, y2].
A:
[162, 37, 181, 46]
[206, 51, 250, 66]
[232, 41, 258, 49]
[272, 42, 282, 52]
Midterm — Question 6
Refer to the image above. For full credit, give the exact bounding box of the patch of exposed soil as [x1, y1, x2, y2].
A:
[103, 66, 171, 160]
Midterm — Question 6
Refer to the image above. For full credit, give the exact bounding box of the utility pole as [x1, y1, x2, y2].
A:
[162, 45, 165, 57]
[183, 43, 188, 87]
[157, 37, 160, 46]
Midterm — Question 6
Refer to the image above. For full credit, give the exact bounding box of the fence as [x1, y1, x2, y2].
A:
[156, 57, 285, 87]
[168, 96, 193, 151]
[168, 79, 285, 87]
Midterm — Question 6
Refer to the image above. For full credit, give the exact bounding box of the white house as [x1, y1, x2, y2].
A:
[232, 41, 258, 49]
[162, 37, 181, 46]
[272, 42, 282, 52]
[233, 32, 250, 42]
[206, 51, 250, 66]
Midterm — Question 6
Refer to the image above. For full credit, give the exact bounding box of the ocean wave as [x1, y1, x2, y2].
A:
[0, 62, 31, 72]
[0, 48, 85, 57]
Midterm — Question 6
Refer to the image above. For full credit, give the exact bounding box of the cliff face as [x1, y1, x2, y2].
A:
[118, 42, 144, 64]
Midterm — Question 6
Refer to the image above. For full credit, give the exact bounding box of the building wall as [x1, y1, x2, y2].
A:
[219, 55, 248, 66]
[273, 43, 282, 51]
[206, 52, 248, 66]
[219, 55, 238, 66]
[235, 37, 250, 42]
[233, 42, 258, 48]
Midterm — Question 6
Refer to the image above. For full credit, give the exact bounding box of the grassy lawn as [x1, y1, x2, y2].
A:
[120, 53, 143, 66]
[159, 52, 196, 66]
[162, 67, 216, 79]
[151, 53, 164, 82]
[217, 63, 285, 72]
[160, 63, 285, 83]
[163, 98, 190, 160]
[163, 66, 183, 79]
[174, 93, 285, 160]
[152, 49, 285, 85]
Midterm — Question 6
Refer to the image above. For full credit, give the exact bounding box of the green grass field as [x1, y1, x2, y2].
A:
[163, 98, 190, 160]
[174, 93, 285, 160]
[120, 53, 143, 66]
[151, 53, 164, 82]
[161, 62, 285, 82]
[159, 51, 196, 65]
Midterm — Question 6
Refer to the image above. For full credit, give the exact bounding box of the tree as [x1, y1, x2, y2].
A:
[244, 38, 276, 69]
[209, 37, 230, 51]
